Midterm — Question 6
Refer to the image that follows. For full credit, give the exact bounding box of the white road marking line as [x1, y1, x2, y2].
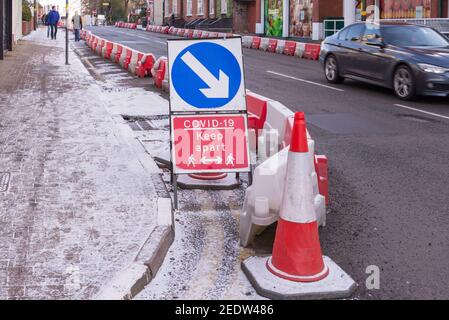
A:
[113, 29, 166, 44]
[394, 104, 449, 121]
[136, 35, 166, 44]
[266, 70, 345, 92]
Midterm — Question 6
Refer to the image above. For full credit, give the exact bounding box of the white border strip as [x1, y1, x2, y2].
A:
[394, 104, 449, 121]
[267, 70, 345, 92]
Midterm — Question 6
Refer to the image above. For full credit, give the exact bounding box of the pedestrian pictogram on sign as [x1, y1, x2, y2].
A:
[171, 114, 250, 174]
[168, 38, 246, 112]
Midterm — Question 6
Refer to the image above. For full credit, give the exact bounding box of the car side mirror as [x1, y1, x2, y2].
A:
[366, 38, 385, 48]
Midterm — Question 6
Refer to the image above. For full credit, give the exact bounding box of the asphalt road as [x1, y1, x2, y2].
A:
[87, 26, 449, 299]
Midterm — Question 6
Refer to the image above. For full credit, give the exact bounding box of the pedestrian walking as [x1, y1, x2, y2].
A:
[47, 6, 60, 40]
[44, 13, 51, 38]
[72, 12, 83, 42]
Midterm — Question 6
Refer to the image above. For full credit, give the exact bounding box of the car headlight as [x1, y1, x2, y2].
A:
[417, 63, 449, 74]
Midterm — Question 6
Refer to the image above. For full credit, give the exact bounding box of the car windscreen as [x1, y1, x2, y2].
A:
[381, 25, 449, 47]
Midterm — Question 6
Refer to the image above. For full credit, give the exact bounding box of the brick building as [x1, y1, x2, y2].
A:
[160, 0, 449, 38]
[1, 0, 23, 60]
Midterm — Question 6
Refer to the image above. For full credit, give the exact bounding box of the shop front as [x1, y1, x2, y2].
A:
[266, 0, 341, 39]
[289, 0, 313, 37]
[265, 0, 285, 36]
[380, 0, 442, 19]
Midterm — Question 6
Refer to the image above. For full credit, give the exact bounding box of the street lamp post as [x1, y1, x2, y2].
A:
[34, 0, 37, 31]
[65, 0, 69, 65]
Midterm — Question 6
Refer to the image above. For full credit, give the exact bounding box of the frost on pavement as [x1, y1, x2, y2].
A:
[0, 29, 158, 299]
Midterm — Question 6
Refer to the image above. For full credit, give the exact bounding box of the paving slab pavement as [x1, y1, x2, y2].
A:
[0, 28, 168, 299]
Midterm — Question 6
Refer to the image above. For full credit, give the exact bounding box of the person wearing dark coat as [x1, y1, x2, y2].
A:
[46, 6, 61, 40]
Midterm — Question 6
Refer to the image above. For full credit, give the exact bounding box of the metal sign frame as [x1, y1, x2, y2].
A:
[166, 36, 251, 209]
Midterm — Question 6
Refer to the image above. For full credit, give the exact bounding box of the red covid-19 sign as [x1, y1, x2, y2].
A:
[171, 114, 250, 173]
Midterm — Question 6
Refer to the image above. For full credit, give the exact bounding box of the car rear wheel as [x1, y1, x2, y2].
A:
[393, 66, 416, 100]
[324, 55, 343, 84]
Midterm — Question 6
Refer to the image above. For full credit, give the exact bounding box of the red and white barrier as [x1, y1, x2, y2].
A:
[240, 90, 329, 247]
[82, 30, 157, 79]
[242, 113, 355, 300]
[128, 50, 143, 74]
[275, 39, 286, 54]
[142, 25, 321, 60]
[115, 22, 137, 29]
[135, 54, 155, 78]
[267, 39, 277, 53]
[151, 56, 167, 88]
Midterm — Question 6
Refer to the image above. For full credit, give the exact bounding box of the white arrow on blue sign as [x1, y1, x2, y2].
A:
[168, 37, 246, 112]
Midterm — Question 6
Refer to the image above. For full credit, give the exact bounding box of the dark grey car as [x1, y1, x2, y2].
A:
[319, 22, 449, 100]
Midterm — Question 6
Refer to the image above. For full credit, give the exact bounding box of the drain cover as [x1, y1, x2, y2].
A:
[0, 172, 11, 192]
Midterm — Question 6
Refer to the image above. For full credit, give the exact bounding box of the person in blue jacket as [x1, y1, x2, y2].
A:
[47, 6, 60, 40]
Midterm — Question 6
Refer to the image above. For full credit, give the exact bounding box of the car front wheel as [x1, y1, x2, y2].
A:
[324, 55, 344, 84]
[393, 66, 416, 100]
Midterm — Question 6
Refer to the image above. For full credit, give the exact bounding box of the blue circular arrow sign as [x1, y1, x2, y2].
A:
[171, 42, 242, 109]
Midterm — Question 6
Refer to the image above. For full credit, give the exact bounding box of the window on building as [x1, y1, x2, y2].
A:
[165, 0, 170, 17]
[210, 0, 215, 15]
[173, 0, 177, 16]
[221, 0, 227, 15]
[187, 0, 192, 16]
[198, 0, 204, 15]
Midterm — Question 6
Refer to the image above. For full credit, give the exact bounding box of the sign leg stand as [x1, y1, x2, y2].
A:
[173, 174, 179, 210]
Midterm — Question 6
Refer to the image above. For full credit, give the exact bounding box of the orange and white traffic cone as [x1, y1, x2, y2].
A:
[242, 112, 355, 299]
[266, 112, 329, 282]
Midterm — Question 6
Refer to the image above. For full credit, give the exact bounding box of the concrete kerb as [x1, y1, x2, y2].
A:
[95, 198, 174, 300]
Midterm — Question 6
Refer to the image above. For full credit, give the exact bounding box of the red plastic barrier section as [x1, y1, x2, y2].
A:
[246, 92, 269, 150]
[303, 44, 321, 60]
[267, 39, 278, 53]
[314, 155, 329, 204]
[283, 41, 296, 56]
[246, 92, 268, 131]
[104, 42, 113, 59]
[115, 45, 123, 64]
[251, 37, 261, 49]
[154, 59, 167, 88]
[97, 39, 105, 54]
[123, 49, 133, 69]
[91, 37, 98, 52]
[186, 29, 194, 38]
[136, 54, 155, 78]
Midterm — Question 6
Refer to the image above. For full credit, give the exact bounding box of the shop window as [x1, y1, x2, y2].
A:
[187, 0, 192, 16]
[381, 0, 431, 19]
[173, 0, 177, 16]
[210, 0, 215, 15]
[221, 0, 227, 15]
[289, 0, 313, 38]
[198, 0, 204, 15]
